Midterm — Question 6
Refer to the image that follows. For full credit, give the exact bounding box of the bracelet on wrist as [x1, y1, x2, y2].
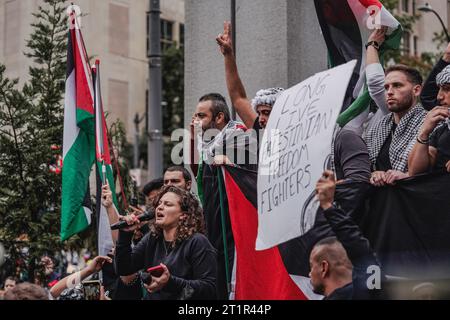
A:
[365, 41, 380, 51]
[417, 135, 429, 145]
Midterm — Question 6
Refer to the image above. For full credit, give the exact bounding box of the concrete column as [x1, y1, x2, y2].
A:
[184, 0, 327, 127]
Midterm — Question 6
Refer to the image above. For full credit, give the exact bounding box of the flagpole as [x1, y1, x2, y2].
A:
[93, 61, 107, 185]
[108, 133, 129, 211]
[92, 61, 102, 280]
[217, 168, 231, 298]
[230, 0, 237, 121]
[102, 163, 107, 185]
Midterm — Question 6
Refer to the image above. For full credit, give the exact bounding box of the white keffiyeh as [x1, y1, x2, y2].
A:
[365, 105, 427, 172]
[251, 87, 285, 110]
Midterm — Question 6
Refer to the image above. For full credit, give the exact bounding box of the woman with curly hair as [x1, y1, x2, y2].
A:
[115, 186, 217, 300]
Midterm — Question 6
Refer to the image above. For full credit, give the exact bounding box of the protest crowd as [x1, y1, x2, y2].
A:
[2, 2, 450, 301]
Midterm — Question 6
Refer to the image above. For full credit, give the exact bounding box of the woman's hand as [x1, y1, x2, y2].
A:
[119, 214, 142, 233]
[143, 264, 170, 294]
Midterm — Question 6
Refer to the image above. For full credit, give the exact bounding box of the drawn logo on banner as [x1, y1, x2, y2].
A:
[299, 153, 333, 234]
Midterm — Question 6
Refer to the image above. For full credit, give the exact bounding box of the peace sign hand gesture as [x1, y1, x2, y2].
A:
[216, 21, 233, 56]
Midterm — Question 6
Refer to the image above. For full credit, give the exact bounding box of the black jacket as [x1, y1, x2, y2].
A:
[322, 206, 386, 300]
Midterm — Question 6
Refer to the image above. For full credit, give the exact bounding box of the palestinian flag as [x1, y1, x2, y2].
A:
[196, 121, 258, 299]
[93, 60, 119, 256]
[314, 0, 402, 127]
[222, 166, 321, 300]
[61, 8, 95, 241]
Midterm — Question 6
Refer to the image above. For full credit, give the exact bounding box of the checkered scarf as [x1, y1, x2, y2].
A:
[251, 87, 285, 110]
[365, 105, 426, 172]
[198, 120, 257, 165]
[436, 65, 450, 86]
[436, 66, 450, 130]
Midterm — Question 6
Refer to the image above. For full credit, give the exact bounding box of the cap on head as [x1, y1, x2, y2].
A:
[251, 87, 285, 111]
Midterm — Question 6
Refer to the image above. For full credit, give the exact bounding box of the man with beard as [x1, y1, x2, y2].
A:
[190, 93, 257, 299]
[409, 65, 450, 175]
[164, 166, 192, 191]
[365, 65, 426, 186]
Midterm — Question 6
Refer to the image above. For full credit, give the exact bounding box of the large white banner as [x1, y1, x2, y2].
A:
[256, 60, 357, 250]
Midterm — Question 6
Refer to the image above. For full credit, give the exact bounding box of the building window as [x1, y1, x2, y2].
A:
[109, 4, 129, 57]
[146, 18, 176, 55]
[402, 31, 411, 55]
[402, 0, 409, 13]
[413, 36, 418, 56]
[108, 79, 129, 126]
[161, 19, 174, 51]
[179, 23, 185, 48]
[412, 0, 416, 15]
[4, 0, 21, 56]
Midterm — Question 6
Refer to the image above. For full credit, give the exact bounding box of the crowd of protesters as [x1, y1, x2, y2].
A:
[2, 21, 450, 301]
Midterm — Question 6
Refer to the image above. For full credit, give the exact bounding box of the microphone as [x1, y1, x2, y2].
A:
[110, 209, 155, 230]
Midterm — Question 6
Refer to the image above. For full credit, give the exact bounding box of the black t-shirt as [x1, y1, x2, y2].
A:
[430, 124, 450, 172]
[333, 130, 371, 182]
[376, 123, 397, 171]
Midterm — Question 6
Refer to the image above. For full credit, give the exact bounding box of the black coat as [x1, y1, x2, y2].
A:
[322, 206, 386, 300]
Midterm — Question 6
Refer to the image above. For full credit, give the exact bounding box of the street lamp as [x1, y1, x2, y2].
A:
[418, 2, 450, 42]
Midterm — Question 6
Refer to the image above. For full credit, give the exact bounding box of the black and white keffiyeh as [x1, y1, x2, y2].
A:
[198, 120, 258, 166]
[436, 65, 450, 86]
[251, 87, 285, 110]
[58, 284, 84, 300]
[436, 65, 450, 130]
[365, 105, 427, 172]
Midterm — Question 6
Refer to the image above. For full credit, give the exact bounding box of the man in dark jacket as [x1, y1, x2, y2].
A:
[311, 171, 385, 300]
